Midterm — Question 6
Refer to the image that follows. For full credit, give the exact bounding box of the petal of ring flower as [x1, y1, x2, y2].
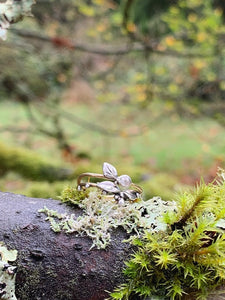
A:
[102, 162, 118, 179]
[116, 175, 132, 191]
[124, 190, 140, 201]
[97, 181, 120, 193]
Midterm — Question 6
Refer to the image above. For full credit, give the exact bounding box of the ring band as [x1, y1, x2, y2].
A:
[77, 163, 143, 203]
[77, 172, 143, 193]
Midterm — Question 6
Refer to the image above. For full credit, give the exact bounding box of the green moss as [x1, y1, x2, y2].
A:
[16, 267, 41, 300]
[0, 142, 73, 182]
[25, 181, 71, 199]
[60, 186, 90, 205]
[110, 172, 225, 300]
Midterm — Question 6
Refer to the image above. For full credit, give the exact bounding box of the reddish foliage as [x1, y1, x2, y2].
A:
[61, 145, 77, 164]
[51, 37, 74, 49]
[189, 64, 200, 79]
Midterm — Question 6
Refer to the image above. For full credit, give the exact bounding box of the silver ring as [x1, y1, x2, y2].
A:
[77, 162, 143, 203]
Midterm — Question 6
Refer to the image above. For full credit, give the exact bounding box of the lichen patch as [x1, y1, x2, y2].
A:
[39, 189, 177, 249]
[0, 243, 17, 300]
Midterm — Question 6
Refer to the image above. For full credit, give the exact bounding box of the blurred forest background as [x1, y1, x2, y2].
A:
[0, 0, 225, 200]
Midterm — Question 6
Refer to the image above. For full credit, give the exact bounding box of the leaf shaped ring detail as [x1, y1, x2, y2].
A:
[77, 162, 143, 204]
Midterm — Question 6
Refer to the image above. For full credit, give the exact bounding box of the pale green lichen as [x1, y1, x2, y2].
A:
[0, 245, 17, 264]
[0, 0, 35, 40]
[39, 188, 177, 249]
[0, 243, 18, 300]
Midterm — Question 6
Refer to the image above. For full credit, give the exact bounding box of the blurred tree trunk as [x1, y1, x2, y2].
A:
[0, 142, 74, 181]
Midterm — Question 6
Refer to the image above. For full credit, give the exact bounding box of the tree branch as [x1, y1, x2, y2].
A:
[11, 29, 214, 58]
[33, 101, 146, 137]
[0, 192, 130, 300]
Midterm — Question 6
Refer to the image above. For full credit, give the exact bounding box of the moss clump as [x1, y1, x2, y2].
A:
[0, 142, 73, 182]
[60, 186, 90, 205]
[110, 172, 225, 300]
[40, 188, 176, 249]
[25, 181, 72, 199]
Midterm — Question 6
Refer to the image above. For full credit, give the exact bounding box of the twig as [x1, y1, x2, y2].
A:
[0, 126, 36, 134]
[11, 29, 215, 58]
[34, 101, 123, 137]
